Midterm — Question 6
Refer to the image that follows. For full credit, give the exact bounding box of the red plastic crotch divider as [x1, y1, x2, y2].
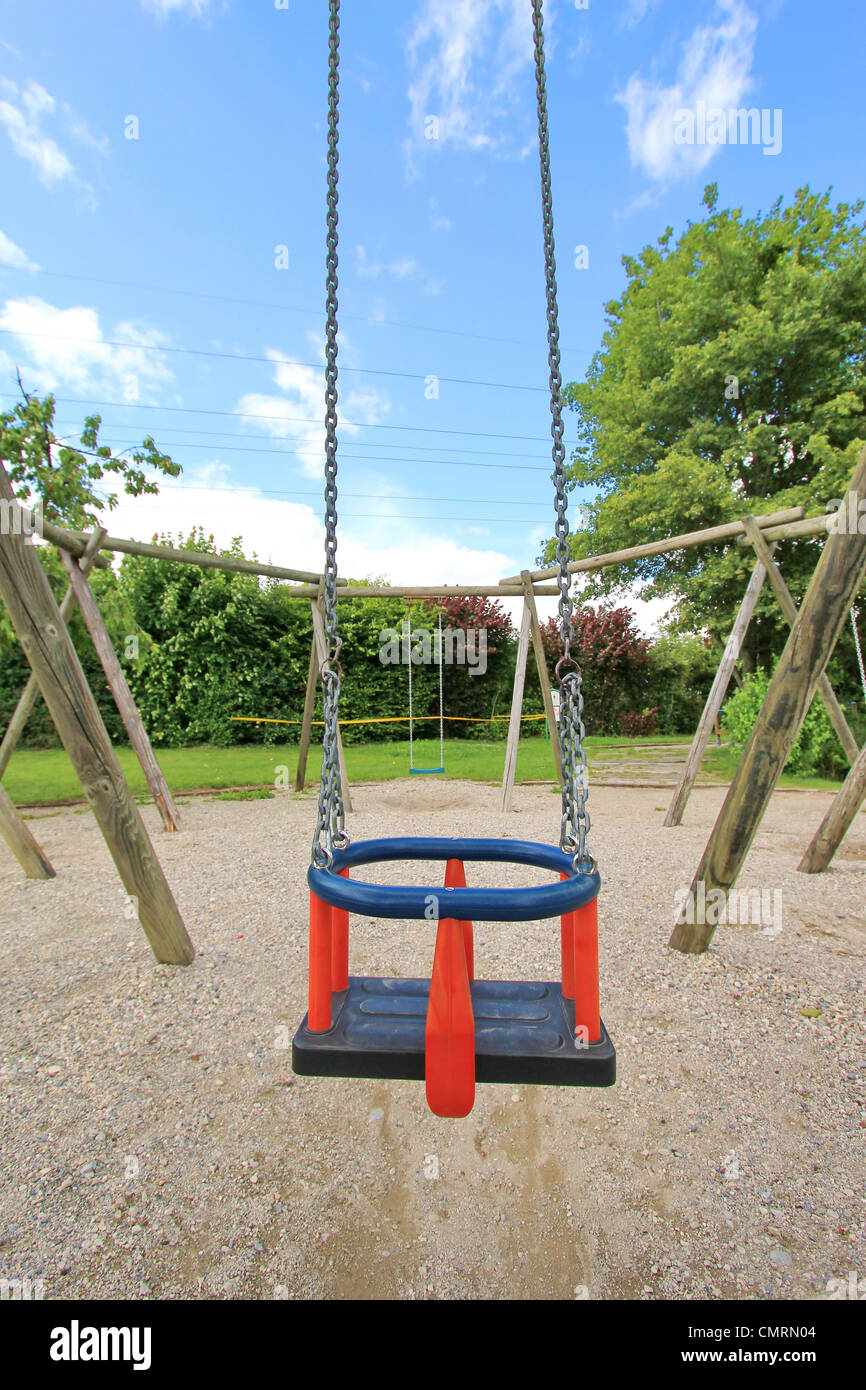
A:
[444, 858, 474, 978]
[425, 916, 475, 1118]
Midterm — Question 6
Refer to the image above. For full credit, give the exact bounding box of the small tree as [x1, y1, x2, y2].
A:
[0, 385, 181, 527]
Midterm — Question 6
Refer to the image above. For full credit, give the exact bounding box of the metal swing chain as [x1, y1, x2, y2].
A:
[531, 0, 593, 873]
[853, 605, 866, 703]
[312, 0, 349, 870]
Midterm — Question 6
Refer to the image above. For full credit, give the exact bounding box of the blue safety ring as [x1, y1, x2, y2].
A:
[307, 837, 600, 921]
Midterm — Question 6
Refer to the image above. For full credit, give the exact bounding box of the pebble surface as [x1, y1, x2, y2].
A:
[0, 778, 863, 1300]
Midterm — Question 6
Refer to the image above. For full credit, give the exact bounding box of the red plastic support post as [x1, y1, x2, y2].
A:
[331, 867, 349, 992]
[573, 895, 600, 1044]
[444, 858, 474, 979]
[308, 890, 333, 1032]
[425, 917, 476, 1118]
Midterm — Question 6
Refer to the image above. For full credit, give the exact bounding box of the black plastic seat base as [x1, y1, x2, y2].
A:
[292, 976, 615, 1088]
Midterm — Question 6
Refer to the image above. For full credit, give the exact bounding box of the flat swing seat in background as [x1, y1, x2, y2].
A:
[292, 837, 615, 1117]
[409, 767, 444, 775]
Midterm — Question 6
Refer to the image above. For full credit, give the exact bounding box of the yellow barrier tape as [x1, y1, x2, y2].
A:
[230, 713, 548, 727]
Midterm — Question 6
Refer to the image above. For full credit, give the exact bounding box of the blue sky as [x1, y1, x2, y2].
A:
[0, 0, 862, 630]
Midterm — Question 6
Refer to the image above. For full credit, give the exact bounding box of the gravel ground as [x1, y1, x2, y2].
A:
[0, 778, 863, 1301]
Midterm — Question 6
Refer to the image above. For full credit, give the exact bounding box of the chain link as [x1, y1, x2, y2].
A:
[312, 0, 349, 869]
[531, 0, 593, 873]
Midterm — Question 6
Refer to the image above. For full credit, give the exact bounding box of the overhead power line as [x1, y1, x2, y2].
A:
[52, 416, 555, 463]
[128, 479, 553, 508]
[74, 434, 555, 473]
[0, 327, 550, 393]
[0, 392, 569, 446]
[30, 267, 589, 356]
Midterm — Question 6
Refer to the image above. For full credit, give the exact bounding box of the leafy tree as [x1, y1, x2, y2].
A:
[722, 668, 846, 778]
[647, 630, 719, 734]
[546, 184, 866, 688]
[0, 385, 181, 527]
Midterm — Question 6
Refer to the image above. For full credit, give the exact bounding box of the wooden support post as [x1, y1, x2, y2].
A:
[295, 625, 320, 792]
[664, 551, 772, 827]
[500, 599, 532, 813]
[521, 570, 563, 779]
[0, 528, 104, 780]
[742, 516, 859, 764]
[309, 598, 353, 814]
[0, 466, 194, 964]
[669, 449, 866, 954]
[59, 534, 182, 833]
[0, 781, 55, 879]
[797, 740, 866, 874]
[295, 583, 324, 792]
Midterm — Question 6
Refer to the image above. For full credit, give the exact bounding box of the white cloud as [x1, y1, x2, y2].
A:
[428, 197, 452, 231]
[0, 81, 74, 185]
[615, 0, 758, 181]
[236, 350, 391, 480]
[0, 296, 173, 401]
[405, 0, 539, 160]
[620, 0, 660, 29]
[0, 80, 106, 204]
[356, 246, 421, 281]
[60, 103, 110, 157]
[140, 0, 215, 16]
[0, 230, 39, 272]
[99, 465, 515, 594]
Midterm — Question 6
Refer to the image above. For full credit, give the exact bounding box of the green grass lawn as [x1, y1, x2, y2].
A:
[2, 734, 843, 806]
[699, 742, 845, 792]
[4, 735, 675, 805]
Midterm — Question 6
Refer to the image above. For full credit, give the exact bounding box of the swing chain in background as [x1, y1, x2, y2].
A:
[853, 605, 866, 703]
[313, 0, 349, 870]
[531, 0, 593, 873]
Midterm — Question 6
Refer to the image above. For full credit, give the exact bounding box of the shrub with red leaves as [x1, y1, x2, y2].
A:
[540, 605, 653, 736]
